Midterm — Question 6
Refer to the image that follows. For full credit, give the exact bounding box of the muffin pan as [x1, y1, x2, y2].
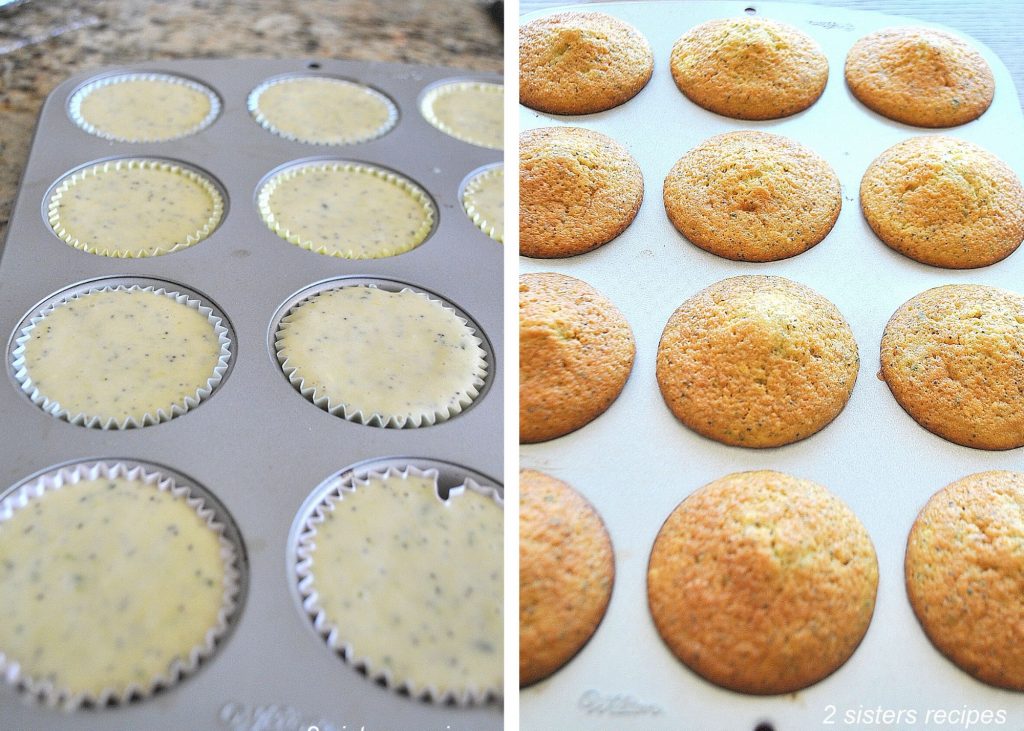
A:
[0, 59, 502, 730]
[519, 2, 1024, 729]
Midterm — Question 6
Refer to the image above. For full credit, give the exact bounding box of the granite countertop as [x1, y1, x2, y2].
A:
[0, 0, 503, 239]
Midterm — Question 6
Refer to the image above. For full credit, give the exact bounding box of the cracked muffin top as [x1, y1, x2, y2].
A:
[860, 136, 1024, 269]
[519, 126, 643, 258]
[648, 470, 878, 695]
[669, 16, 828, 120]
[880, 284, 1024, 450]
[519, 272, 635, 442]
[519, 12, 653, 114]
[845, 27, 994, 127]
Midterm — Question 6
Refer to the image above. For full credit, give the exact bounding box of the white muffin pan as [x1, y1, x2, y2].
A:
[519, 2, 1024, 729]
[0, 58, 502, 730]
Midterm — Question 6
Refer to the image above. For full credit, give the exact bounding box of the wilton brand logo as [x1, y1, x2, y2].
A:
[808, 20, 855, 31]
[578, 690, 663, 717]
[219, 701, 341, 731]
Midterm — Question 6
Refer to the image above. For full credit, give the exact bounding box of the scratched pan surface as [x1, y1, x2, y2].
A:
[0, 58, 502, 731]
[519, 2, 1024, 730]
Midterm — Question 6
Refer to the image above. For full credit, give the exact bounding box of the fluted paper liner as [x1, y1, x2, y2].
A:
[0, 460, 242, 710]
[462, 163, 504, 243]
[248, 75, 398, 145]
[274, 283, 488, 428]
[47, 158, 224, 258]
[68, 72, 221, 143]
[10, 283, 232, 429]
[257, 161, 435, 259]
[420, 80, 503, 149]
[294, 464, 503, 705]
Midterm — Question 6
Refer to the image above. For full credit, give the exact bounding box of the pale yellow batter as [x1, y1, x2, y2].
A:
[259, 163, 434, 259]
[277, 286, 485, 426]
[0, 475, 228, 698]
[20, 288, 224, 426]
[48, 159, 223, 258]
[421, 81, 503, 150]
[251, 76, 396, 144]
[73, 74, 217, 142]
[308, 471, 503, 697]
[462, 165, 503, 243]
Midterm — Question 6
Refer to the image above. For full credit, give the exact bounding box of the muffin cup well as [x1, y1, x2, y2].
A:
[293, 462, 503, 705]
[419, 80, 503, 150]
[9, 279, 233, 429]
[0, 459, 244, 710]
[256, 160, 436, 259]
[247, 74, 398, 145]
[461, 162, 504, 243]
[46, 158, 225, 258]
[272, 278, 489, 428]
[67, 72, 221, 143]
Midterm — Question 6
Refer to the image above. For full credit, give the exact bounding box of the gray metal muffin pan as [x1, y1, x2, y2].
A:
[0, 58, 502, 730]
[520, 2, 1024, 730]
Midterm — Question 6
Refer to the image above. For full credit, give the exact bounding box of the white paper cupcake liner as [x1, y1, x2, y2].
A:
[420, 80, 503, 150]
[274, 282, 488, 428]
[67, 72, 221, 143]
[0, 460, 242, 710]
[9, 282, 232, 429]
[294, 464, 503, 705]
[47, 158, 225, 258]
[256, 161, 435, 259]
[462, 163, 504, 243]
[248, 75, 398, 145]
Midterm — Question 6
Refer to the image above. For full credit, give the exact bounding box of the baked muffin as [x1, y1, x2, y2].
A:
[670, 17, 828, 120]
[520, 272, 635, 442]
[906, 471, 1024, 690]
[647, 470, 878, 695]
[664, 130, 841, 261]
[520, 127, 643, 258]
[519, 12, 653, 114]
[657, 275, 859, 448]
[861, 136, 1024, 268]
[880, 284, 1024, 450]
[845, 27, 994, 127]
[520, 469, 614, 686]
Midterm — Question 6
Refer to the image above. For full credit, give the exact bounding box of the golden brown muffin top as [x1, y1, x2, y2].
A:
[845, 27, 994, 127]
[520, 469, 614, 686]
[520, 126, 644, 258]
[906, 470, 1024, 690]
[860, 136, 1024, 269]
[647, 470, 878, 695]
[519, 12, 654, 115]
[657, 275, 859, 448]
[664, 130, 842, 262]
[519, 272, 635, 443]
[880, 284, 1024, 450]
[669, 17, 828, 120]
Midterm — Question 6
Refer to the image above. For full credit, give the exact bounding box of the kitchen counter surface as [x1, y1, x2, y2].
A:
[0, 0, 503, 239]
